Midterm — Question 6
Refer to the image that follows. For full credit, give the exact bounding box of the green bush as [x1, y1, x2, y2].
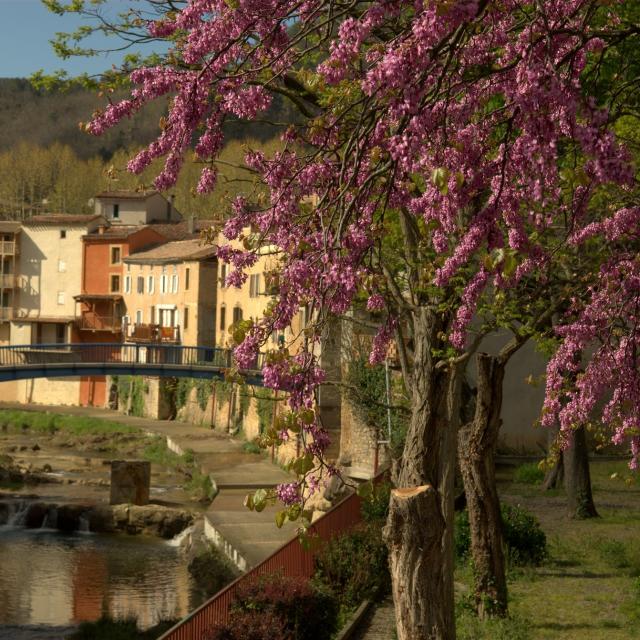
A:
[513, 462, 544, 485]
[361, 481, 391, 523]
[67, 616, 177, 639]
[242, 440, 262, 455]
[188, 545, 238, 598]
[314, 523, 390, 609]
[455, 504, 547, 566]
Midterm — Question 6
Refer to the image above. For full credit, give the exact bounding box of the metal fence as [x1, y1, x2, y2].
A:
[0, 343, 265, 370]
[158, 489, 367, 640]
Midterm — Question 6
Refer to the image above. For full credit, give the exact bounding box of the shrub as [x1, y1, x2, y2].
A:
[513, 462, 544, 485]
[204, 574, 338, 640]
[314, 523, 390, 609]
[188, 545, 238, 599]
[361, 481, 391, 523]
[455, 504, 547, 566]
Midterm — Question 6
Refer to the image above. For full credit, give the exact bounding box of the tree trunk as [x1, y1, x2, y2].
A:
[564, 426, 598, 518]
[542, 425, 564, 491]
[384, 308, 460, 640]
[457, 353, 508, 618]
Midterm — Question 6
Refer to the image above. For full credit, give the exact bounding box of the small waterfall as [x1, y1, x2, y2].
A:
[78, 513, 91, 534]
[6, 501, 30, 528]
[41, 507, 58, 530]
[166, 525, 193, 548]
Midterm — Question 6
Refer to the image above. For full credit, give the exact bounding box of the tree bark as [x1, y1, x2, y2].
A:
[542, 425, 564, 491]
[457, 353, 508, 618]
[384, 308, 460, 640]
[564, 426, 598, 518]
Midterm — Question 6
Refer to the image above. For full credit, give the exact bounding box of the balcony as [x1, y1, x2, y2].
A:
[0, 274, 17, 289]
[77, 313, 123, 333]
[0, 241, 17, 255]
[0, 307, 13, 322]
[127, 323, 181, 344]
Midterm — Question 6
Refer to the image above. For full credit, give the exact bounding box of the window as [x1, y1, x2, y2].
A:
[57, 291, 65, 305]
[111, 275, 121, 293]
[110, 247, 121, 265]
[55, 323, 66, 344]
[249, 274, 261, 298]
[59, 230, 66, 239]
[124, 275, 131, 294]
[150, 306, 155, 323]
[171, 274, 179, 293]
[233, 307, 243, 323]
[58, 260, 66, 273]
[137, 276, 144, 294]
[122, 315, 130, 329]
[147, 275, 155, 294]
[220, 263, 227, 288]
[185, 268, 190, 291]
[160, 274, 168, 294]
[112, 203, 120, 219]
[135, 309, 143, 325]
[184, 306, 189, 330]
[219, 306, 226, 332]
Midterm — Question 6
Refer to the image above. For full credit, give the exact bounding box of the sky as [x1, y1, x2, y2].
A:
[0, 0, 160, 78]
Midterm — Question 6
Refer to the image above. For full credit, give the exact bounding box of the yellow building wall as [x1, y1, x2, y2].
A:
[122, 259, 216, 347]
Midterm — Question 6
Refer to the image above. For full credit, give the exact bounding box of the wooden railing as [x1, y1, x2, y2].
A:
[78, 313, 122, 332]
[0, 240, 16, 255]
[158, 488, 367, 640]
[127, 323, 181, 343]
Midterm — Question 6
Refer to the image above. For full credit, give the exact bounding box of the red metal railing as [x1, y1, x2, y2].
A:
[158, 488, 367, 640]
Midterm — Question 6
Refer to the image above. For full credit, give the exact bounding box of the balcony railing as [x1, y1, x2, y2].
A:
[127, 323, 181, 343]
[0, 274, 16, 289]
[0, 241, 16, 255]
[0, 308, 13, 321]
[77, 313, 123, 333]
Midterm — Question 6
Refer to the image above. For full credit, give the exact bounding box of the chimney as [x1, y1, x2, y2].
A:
[188, 215, 195, 235]
[166, 194, 176, 221]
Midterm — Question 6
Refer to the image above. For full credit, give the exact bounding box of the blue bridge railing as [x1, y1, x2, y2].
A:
[0, 343, 265, 384]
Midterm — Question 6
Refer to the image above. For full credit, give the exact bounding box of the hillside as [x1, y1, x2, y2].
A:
[0, 78, 293, 160]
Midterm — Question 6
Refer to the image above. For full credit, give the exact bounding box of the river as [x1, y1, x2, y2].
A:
[0, 525, 202, 639]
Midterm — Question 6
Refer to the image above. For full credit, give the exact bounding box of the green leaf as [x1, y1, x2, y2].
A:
[431, 167, 450, 195]
[357, 480, 374, 499]
[244, 493, 254, 511]
[292, 454, 314, 476]
[275, 510, 287, 528]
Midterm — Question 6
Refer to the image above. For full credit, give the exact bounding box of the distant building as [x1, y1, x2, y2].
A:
[94, 191, 182, 225]
[0, 221, 21, 345]
[75, 224, 166, 406]
[5, 213, 105, 404]
[123, 239, 218, 348]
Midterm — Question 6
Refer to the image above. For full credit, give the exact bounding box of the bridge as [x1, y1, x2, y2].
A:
[0, 343, 264, 386]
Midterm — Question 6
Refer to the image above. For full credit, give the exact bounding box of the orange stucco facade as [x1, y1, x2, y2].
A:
[78, 226, 165, 406]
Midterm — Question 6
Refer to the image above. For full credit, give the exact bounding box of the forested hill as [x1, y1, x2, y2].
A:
[0, 78, 291, 160]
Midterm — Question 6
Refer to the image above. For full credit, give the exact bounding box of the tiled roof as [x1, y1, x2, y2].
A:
[125, 238, 217, 264]
[0, 221, 21, 233]
[149, 219, 218, 241]
[83, 225, 152, 240]
[95, 190, 160, 200]
[24, 214, 104, 226]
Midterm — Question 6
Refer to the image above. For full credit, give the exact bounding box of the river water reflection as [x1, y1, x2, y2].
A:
[0, 526, 199, 636]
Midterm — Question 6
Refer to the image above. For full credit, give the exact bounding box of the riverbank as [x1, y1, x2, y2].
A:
[0, 402, 298, 571]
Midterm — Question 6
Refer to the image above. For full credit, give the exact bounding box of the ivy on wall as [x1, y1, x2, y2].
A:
[113, 375, 146, 417]
[345, 357, 409, 458]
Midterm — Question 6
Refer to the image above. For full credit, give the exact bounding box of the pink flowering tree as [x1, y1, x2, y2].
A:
[69, 0, 640, 636]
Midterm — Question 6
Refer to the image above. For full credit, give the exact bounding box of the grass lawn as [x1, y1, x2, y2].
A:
[0, 408, 139, 435]
[456, 460, 640, 639]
